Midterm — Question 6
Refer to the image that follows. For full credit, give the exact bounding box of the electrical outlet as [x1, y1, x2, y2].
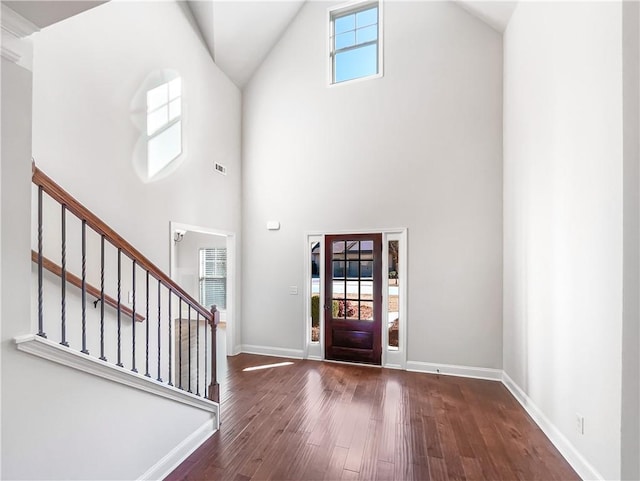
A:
[127, 291, 134, 305]
[289, 286, 298, 295]
[576, 413, 585, 435]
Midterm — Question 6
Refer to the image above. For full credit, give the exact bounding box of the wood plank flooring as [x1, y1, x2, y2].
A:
[166, 354, 580, 481]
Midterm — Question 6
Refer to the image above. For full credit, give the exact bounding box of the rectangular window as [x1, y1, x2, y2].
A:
[199, 248, 227, 310]
[310, 242, 321, 342]
[388, 240, 399, 350]
[330, 1, 381, 84]
[146, 77, 182, 178]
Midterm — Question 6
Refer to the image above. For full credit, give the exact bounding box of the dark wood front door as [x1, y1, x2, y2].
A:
[324, 234, 382, 365]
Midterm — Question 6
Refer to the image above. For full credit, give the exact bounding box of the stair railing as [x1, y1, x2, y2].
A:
[31, 163, 219, 402]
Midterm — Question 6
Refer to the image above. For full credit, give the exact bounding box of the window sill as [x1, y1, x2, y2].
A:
[328, 71, 384, 88]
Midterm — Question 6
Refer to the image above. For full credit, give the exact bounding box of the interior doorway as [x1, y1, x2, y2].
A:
[170, 222, 236, 362]
[324, 234, 383, 365]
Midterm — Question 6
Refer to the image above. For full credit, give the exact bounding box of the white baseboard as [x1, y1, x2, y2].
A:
[406, 360, 502, 381]
[138, 417, 217, 481]
[383, 363, 404, 370]
[240, 344, 304, 359]
[502, 372, 603, 481]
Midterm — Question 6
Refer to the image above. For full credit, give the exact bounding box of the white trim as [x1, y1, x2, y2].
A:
[1, 4, 39, 38]
[303, 234, 324, 360]
[240, 344, 304, 359]
[15, 334, 219, 414]
[306, 227, 407, 236]
[138, 417, 217, 481]
[383, 363, 403, 370]
[1, 4, 38, 67]
[502, 372, 604, 481]
[382, 230, 407, 370]
[406, 360, 502, 381]
[1, 46, 19, 63]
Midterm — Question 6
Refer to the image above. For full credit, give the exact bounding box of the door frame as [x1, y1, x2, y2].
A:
[303, 228, 408, 369]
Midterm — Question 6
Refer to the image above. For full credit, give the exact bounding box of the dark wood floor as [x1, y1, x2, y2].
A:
[166, 354, 580, 481]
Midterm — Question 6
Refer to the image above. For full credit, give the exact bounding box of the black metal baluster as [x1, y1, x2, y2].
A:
[204, 312, 208, 398]
[196, 311, 200, 396]
[178, 299, 182, 390]
[131, 260, 137, 373]
[37, 186, 46, 338]
[157, 279, 162, 382]
[145, 271, 150, 377]
[60, 205, 68, 346]
[99, 236, 106, 361]
[188, 304, 192, 393]
[168, 290, 173, 386]
[116, 248, 123, 367]
[80, 220, 89, 354]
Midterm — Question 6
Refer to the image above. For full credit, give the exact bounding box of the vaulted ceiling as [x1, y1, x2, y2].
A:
[3, 0, 107, 28]
[186, 0, 306, 88]
[184, 0, 517, 88]
[5, 0, 517, 89]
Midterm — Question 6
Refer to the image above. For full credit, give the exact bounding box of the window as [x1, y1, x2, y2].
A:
[199, 248, 227, 310]
[388, 240, 399, 350]
[146, 77, 182, 178]
[310, 242, 321, 342]
[330, 1, 381, 84]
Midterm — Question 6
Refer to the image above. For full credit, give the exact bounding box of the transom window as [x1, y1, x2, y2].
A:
[330, 1, 381, 84]
[146, 77, 182, 179]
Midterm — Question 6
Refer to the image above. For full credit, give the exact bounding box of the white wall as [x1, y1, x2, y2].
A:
[1, 1, 242, 479]
[503, 2, 624, 479]
[621, 2, 640, 479]
[242, 1, 503, 368]
[1, 55, 34, 481]
[32, 1, 242, 270]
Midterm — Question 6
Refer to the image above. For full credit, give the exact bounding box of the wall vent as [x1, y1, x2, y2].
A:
[214, 162, 227, 175]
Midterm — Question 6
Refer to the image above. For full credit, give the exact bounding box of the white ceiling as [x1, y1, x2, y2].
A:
[6, 0, 516, 89]
[187, 0, 305, 88]
[3, 0, 107, 28]
[185, 0, 516, 89]
[455, 1, 518, 32]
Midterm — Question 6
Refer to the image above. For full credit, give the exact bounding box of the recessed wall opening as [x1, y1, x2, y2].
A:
[170, 222, 237, 376]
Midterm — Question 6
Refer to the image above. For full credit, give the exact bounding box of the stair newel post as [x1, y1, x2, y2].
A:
[208, 305, 220, 403]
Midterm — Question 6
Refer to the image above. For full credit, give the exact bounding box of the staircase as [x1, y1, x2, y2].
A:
[14, 164, 221, 479]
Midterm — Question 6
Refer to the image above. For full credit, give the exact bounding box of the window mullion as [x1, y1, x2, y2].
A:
[335, 39, 377, 55]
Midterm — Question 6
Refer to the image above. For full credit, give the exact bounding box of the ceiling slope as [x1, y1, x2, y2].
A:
[186, 0, 305, 88]
[454, 0, 518, 32]
[3, 0, 107, 28]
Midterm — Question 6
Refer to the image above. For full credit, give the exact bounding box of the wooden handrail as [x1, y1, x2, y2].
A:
[32, 164, 212, 321]
[31, 250, 145, 322]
